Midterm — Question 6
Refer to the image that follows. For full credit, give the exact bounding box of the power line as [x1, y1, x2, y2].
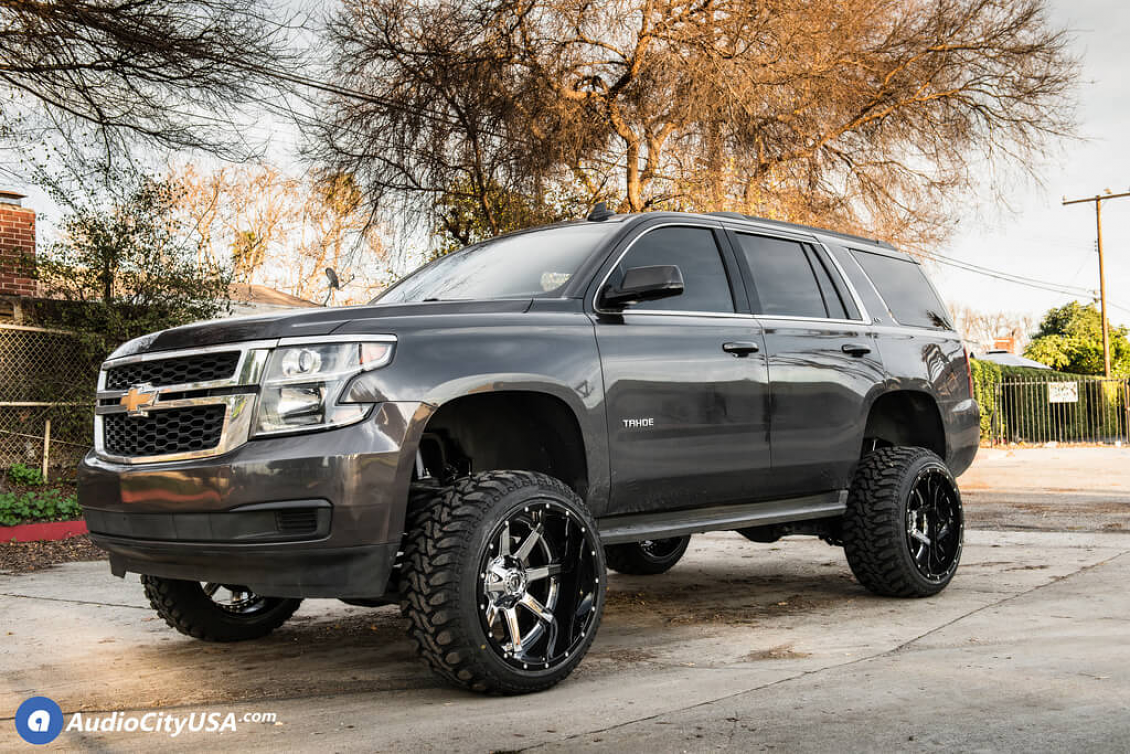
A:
[920, 251, 1095, 297]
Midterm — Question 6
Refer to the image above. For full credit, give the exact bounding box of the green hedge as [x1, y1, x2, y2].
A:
[969, 359, 1002, 438]
[970, 359, 1128, 443]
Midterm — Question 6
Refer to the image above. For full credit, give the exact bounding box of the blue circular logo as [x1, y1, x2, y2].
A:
[15, 697, 63, 745]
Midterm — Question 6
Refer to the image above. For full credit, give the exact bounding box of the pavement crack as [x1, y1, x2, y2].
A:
[0, 592, 149, 610]
[516, 548, 1130, 752]
[884, 548, 1130, 657]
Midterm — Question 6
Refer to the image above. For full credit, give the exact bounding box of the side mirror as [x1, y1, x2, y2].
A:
[600, 265, 685, 310]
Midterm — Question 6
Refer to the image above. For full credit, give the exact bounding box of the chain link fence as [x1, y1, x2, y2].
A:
[0, 324, 98, 476]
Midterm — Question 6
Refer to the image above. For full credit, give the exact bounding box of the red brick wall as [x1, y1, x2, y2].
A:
[0, 203, 35, 297]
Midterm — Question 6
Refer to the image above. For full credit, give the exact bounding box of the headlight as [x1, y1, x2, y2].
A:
[253, 338, 394, 435]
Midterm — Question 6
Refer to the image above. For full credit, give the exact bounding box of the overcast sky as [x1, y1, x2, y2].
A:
[933, 0, 1130, 328]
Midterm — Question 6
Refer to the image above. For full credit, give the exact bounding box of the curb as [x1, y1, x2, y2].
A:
[1, 520, 88, 543]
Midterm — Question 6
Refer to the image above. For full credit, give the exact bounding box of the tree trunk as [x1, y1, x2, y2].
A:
[625, 140, 643, 212]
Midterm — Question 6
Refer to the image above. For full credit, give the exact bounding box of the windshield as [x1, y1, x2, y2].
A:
[374, 223, 613, 304]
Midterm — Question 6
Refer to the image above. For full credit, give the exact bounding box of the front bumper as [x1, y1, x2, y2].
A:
[79, 401, 433, 598]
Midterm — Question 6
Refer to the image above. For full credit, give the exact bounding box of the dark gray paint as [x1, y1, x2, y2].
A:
[80, 211, 980, 599]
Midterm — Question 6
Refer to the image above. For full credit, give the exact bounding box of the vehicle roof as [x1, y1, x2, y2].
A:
[613, 210, 908, 260]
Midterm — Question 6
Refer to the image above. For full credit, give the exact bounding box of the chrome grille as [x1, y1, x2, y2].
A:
[95, 341, 274, 464]
[103, 406, 226, 458]
[104, 352, 240, 390]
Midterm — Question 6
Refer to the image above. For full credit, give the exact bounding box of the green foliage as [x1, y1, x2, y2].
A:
[0, 489, 81, 527]
[7, 463, 44, 487]
[1024, 301, 1130, 376]
[31, 177, 232, 372]
[969, 358, 1002, 438]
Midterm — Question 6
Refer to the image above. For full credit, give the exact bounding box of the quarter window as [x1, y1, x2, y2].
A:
[851, 249, 952, 329]
[610, 226, 735, 313]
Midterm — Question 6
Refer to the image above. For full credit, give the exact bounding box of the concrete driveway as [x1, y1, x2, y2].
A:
[2, 448, 1129, 751]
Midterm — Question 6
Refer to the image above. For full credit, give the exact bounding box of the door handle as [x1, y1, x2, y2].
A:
[723, 341, 760, 356]
[841, 343, 872, 357]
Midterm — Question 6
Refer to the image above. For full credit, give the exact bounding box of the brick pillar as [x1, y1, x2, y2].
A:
[0, 191, 36, 297]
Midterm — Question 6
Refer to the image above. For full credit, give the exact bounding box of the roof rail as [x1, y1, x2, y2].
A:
[706, 211, 896, 250]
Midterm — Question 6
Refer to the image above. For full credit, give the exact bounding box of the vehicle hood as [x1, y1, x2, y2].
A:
[108, 299, 534, 359]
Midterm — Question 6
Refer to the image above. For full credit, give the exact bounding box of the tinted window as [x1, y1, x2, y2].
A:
[735, 234, 826, 318]
[851, 249, 952, 329]
[376, 223, 613, 303]
[807, 247, 851, 319]
[610, 226, 735, 313]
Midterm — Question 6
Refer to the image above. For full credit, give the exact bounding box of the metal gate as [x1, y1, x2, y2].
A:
[993, 377, 1130, 445]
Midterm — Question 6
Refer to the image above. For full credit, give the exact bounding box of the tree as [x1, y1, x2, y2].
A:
[1025, 301, 1130, 376]
[317, 0, 1077, 252]
[33, 177, 231, 364]
[169, 163, 390, 303]
[0, 0, 297, 176]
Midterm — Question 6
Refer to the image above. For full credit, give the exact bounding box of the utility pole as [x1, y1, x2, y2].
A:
[1063, 189, 1130, 377]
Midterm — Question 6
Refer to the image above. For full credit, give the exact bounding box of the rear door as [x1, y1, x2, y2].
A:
[727, 228, 884, 497]
[592, 222, 772, 515]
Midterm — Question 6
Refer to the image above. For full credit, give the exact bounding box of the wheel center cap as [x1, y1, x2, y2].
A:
[503, 569, 527, 596]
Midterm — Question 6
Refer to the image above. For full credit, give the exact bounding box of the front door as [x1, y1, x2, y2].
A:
[592, 223, 772, 515]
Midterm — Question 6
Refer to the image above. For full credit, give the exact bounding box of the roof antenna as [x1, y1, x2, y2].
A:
[587, 202, 613, 222]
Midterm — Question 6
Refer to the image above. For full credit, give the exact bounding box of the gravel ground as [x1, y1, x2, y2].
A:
[0, 535, 105, 574]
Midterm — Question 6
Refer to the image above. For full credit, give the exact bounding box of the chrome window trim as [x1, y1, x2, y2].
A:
[591, 221, 741, 317]
[93, 394, 254, 466]
[608, 310, 756, 321]
[752, 314, 872, 327]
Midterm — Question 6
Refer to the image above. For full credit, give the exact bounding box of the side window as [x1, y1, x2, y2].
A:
[734, 233, 826, 318]
[851, 249, 952, 329]
[611, 226, 735, 313]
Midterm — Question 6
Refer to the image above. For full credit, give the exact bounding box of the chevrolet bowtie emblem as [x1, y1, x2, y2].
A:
[120, 385, 158, 416]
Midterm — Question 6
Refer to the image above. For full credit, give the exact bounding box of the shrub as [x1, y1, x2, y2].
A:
[0, 489, 81, 527]
[969, 359, 1002, 438]
[7, 462, 45, 487]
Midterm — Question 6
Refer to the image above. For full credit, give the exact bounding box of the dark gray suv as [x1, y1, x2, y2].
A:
[79, 209, 979, 694]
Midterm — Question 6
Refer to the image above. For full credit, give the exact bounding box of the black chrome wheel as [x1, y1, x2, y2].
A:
[843, 446, 964, 598]
[640, 538, 684, 559]
[904, 468, 962, 582]
[201, 583, 272, 616]
[141, 576, 302, 642]
[478, 502, 600, 671]
[399, 471, 606, 694]
[605, 534, 691, 575]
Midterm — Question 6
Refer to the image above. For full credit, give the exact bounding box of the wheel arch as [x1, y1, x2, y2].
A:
[861, 389, 947, 460]
[418, 388, 591, 500]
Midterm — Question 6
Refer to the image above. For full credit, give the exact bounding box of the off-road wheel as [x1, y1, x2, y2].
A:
[399, 471, 606, 695]
[605, 536, 690, 575]
[843, 446, 964, 598]
[141, 576, 302, 641]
